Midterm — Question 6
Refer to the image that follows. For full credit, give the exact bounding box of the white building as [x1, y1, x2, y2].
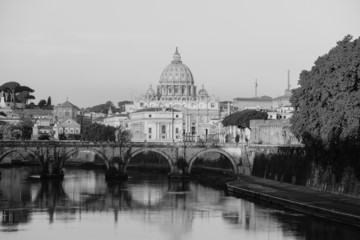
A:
[130, 107, 183, 143]
[127, 48, 220, 141]
[103, 113, 129, 128]
[268, 106, 294, 120]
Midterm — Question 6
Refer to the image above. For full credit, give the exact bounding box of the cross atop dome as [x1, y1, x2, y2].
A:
[172, 47, 182, 63]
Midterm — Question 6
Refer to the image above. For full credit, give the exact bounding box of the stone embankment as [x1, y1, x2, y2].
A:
[227, 175, 360, 228]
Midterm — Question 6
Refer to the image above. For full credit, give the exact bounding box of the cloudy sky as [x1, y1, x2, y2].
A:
[0, 0, 359, 108]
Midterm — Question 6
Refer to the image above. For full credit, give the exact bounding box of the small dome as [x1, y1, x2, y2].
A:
[145, 85, 156, 96]
[159, 47, 194, 85]
[198, 85, 208, 96]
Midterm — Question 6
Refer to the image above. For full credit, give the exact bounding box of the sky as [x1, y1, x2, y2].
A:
[0, 0, 360, 108]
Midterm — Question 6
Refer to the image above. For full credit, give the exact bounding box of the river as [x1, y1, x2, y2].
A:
[0, 167, 359, 240]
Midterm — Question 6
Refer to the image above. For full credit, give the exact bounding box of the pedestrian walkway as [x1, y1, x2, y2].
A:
[227, 175, 360, 228]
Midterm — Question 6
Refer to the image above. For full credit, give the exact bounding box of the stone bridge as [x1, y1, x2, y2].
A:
[0, 141, 303, 179]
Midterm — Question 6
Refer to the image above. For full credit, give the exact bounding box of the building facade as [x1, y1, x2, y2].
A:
[103, 113, 129, 128]
[53, 100, 79, 122]
[130, 107, 183, 142]
[233, 96, 273, 111]
[250, 119, 300, 145]
[56, 118, 81, 139]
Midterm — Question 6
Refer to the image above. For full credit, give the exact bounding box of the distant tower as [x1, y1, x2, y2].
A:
[255, 79, 258, 98]
[285, 70, 291, 96]
[287, 69, 291, 90]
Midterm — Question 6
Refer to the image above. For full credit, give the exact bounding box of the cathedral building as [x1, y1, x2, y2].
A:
[129, 48, 220, 141]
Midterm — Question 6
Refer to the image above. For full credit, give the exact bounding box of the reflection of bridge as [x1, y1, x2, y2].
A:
[0, 172, 223, 230]
[0, 141, 301, 177]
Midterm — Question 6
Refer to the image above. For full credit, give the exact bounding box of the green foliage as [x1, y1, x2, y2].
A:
[222, 109, 268, 128]
[20, 118, 34, 139]
[289, 35, 360, 186]
[0, 82, 34, 104]
[83, 123, 118, 142]
[47, 96, 52, 105]
[10, 118, 34, 140]
[290, 35, 360, 146]
[38, 99, 47, 108]
[16, 91, 35, 103]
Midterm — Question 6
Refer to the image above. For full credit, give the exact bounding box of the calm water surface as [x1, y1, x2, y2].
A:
[0, 167, 359, 240]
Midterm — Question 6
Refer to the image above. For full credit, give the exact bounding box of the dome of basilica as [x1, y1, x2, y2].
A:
[159, 47, 194, 85]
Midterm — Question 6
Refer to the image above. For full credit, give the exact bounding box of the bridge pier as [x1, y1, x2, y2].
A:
[37, 146, 65, 180]
[168, 156, 190, 180]
[40, 158, 64, 180]
[105, 169, 128, 180]
[105, 162, 128, 180]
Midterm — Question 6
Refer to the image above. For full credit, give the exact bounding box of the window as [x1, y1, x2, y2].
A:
[148, 128, 152, 134]
[148, 135, 152, 139]
[175, 114, 179, 118]
[70, 128, 74, 134]
[67, 120, 71, 124]
[211, 103, 215, 108]
[65, 128, 69, 134]
[75, 128, 80, 134]
[162, 125, 166, 134]
[149, 114, 152, 118]
[59, 128, 63, 134]
[176, 128, 179, 134]
[65, 111, 70, 116]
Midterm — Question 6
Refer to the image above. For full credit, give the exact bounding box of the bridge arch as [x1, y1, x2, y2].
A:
[126, 148, 175, 172]
[65, 149, 110, 169]
[188, 149, 238, 174]
[0, 149, 39, 163]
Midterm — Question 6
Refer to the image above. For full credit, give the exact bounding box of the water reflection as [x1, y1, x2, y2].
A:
[0, 167, 359, 239]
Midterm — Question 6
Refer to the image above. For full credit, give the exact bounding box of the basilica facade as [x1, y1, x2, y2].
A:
[129, 48, 220, 142]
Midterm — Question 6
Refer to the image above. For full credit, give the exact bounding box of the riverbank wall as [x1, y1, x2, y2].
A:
[226, 175, 360, 228]
[250, 146, 360, 197]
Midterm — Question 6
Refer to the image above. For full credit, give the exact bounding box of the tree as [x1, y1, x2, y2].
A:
[47, 96, 52, 106]
[115, 126, 131, 146]
[290, 35, 360, 147]
[0, 82, 34, 104]
[115, 126, 131, 168]
[19, 117, 34, 140]
[83, 123, 118, 142]
[16, 91, 35, 104]
[38, 99, 47, 108]
[222, 109, 268, 128]
[0, 81, 20, 103]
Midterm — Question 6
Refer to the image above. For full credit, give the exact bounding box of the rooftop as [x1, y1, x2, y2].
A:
[134, 107, 181, 113]
[234, 96, 273, 102]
